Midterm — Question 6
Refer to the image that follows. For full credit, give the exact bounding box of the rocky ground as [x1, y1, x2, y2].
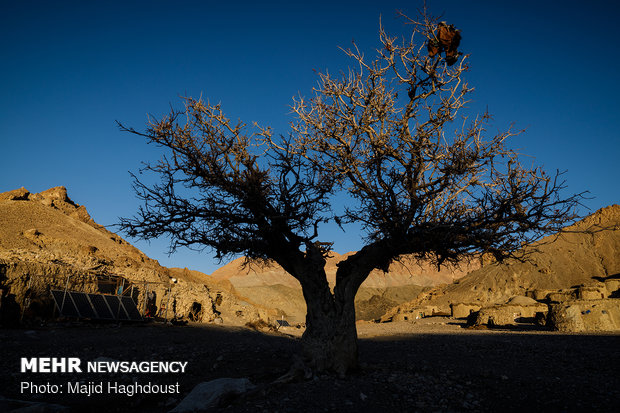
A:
[2, 319, 618, 412]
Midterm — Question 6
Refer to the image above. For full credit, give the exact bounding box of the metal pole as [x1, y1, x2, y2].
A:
[164, 284, 171, 322]
[117, 278, 125, 296]
[60, 275, 70, 313]
[142, 282, 147, 315]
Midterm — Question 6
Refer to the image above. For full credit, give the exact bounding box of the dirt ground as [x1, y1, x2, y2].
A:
[1, 319, 618, 412]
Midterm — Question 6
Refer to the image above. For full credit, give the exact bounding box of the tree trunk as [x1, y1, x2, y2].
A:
[299, 276, 359, 377]
[278, 244, 375, 378]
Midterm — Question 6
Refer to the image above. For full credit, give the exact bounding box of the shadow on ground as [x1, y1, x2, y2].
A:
[1, 322, 618, 412]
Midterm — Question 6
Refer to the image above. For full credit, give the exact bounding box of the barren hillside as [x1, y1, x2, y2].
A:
[0, 187, 273, 325]
[211, 252, 477, 289]
[211, 244, 478, 323]
[386, 205, 620, 316]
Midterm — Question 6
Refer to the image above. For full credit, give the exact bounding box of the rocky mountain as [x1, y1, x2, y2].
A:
[384, 205, 620, 318]
[0, 187, 274, 325]
[211, 244, 479, 322]
[211, 252, 477, 289]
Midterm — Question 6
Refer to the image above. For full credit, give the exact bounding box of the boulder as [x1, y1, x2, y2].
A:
[31, 186, 73, 204]
[0, 187, 30, 201]
[170, 378, 255, 412]
[0, 396, 68, 412]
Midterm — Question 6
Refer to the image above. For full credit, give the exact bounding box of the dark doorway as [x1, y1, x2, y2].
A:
[189, 302, 202, 321]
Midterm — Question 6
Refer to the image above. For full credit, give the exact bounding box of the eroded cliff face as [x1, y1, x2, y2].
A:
[0, 187, 273, 325]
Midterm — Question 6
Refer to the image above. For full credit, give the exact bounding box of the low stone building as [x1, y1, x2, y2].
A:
[389, 305, 440, 322]
[547, 299, 620, 332]
[450, 303, 481, 319]
[547, 289, 578, 303]
[473, 296, 548, 327]
[604, 279, 620, 296]
[578, 285, 607, 300]
[529, 280, 618, 303]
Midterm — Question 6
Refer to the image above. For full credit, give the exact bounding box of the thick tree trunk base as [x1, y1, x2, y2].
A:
[294, 260, 361, 378]
[298, 309, 359, 377]
[301, 330, 358, 377]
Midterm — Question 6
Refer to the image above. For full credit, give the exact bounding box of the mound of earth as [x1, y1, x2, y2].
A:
[0, 186, 274, 325]
[384, 205, 620, 318]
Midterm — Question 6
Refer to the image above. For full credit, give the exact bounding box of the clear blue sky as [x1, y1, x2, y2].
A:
[2, 1, 619, 275]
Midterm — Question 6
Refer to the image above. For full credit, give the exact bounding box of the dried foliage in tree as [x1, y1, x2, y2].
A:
[427, 21, 462, 65]
[118, 8, 584, 376]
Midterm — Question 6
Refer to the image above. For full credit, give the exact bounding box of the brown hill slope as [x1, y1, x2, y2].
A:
[0, 186, 272, 325]
[211, 252, 477, 289]
[0, 187, 160, 275]
[211, 234, 479, 323]
[385, 205, 620, 316]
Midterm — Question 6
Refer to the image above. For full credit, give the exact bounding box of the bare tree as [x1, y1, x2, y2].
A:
[119, 10, 583, 376]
